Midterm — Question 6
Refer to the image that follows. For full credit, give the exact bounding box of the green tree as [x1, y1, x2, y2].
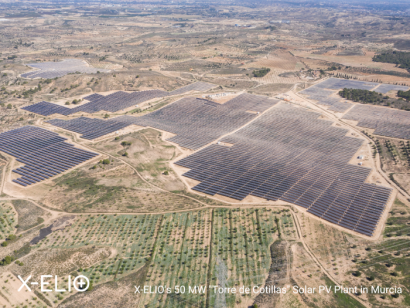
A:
[4, 256, 12, 264]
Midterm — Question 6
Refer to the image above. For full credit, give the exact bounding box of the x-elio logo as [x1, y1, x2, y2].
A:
[18, 275, 90, 292]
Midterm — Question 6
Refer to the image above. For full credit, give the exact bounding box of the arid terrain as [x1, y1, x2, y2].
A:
[0, 1, 410, 308]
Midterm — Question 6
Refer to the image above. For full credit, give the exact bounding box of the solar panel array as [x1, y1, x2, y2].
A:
[300, 78, 409, 113]
[0, 126, 98, 186]
[373, 84, 409, 94]
[343, 104, 410, 139]
[314, 78, 379, 91]
[22, 82, 216, 116]
[300, 83, 353, 112]
[21, 59, 109, 79]
[48, 116, 134, 140]
[132, 93, 279, 149]
[48, 94, 279, 149]
[176, 103, 392, 236]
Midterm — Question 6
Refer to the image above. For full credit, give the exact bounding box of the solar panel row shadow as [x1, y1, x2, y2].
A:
[0, 126, 98, 186]
[176, 103, 392, 236]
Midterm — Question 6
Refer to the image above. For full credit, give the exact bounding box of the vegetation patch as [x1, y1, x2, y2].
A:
[373, 50, 410, 72]
[11, 199, 48, 232]
[339, 88, 410, 110]
[252, 68, 271, 78]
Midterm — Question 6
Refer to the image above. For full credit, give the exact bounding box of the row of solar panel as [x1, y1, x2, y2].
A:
[22, 82, 216, 116]
[47, 94, 280, 150]
[176, 103, 392, 236]
[0, 126, 98, 186]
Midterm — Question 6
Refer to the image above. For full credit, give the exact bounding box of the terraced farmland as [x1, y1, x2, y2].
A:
[142, 210, 211, 308]
[208, 208, 280, 308]
[34, 214, 162, 286]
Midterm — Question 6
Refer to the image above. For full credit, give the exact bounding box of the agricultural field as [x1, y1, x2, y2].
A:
[369, 136, 410, 194]
[141, 210, 211, 308]
[0, 202, 16, 241]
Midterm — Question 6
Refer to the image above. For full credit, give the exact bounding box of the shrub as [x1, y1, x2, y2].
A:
[0, 255, 14, 265]
[252, 68, 270, 77]
[352, 271, 361, 277]
[102, 159, 110, 165]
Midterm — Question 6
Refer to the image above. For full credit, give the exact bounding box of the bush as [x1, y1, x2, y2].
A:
[87, 282, 94, 291]
[0, 255, 14, 265]
[102, 159, 110, 165]
[1, 241, 7, 247]
[6, 104, 12, 109]
[163, 171, 169, 175]
[252, 68, 270, 77]
[121, 141, 131, 146]
[352, 271, 361, 277]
